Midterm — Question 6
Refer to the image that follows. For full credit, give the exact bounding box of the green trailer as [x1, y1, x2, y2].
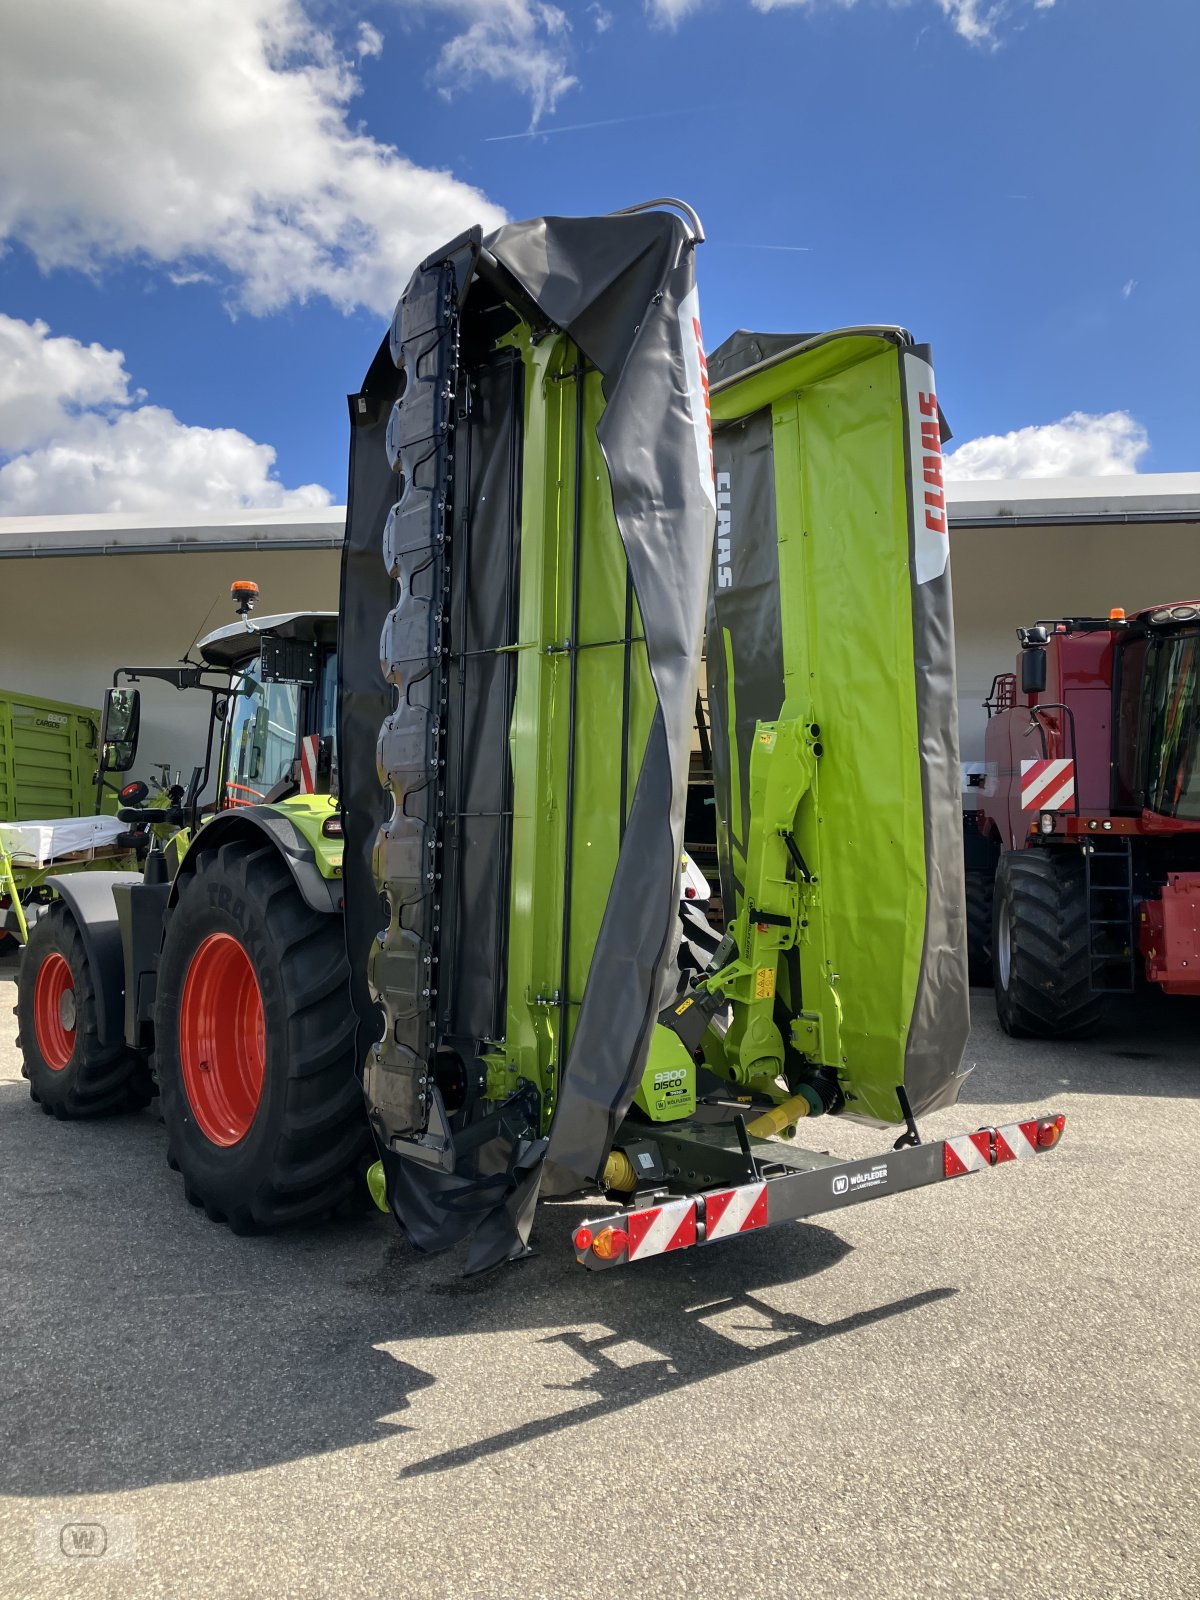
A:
[0, 688, 106, 822]
[0, 689, 139, 947]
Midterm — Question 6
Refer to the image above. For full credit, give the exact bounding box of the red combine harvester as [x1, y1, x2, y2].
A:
[968, 602, 1200, 1037]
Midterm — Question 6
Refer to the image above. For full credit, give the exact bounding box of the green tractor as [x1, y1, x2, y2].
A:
[17, 601, 369, 1226]
[15, 202, 1066, 1270]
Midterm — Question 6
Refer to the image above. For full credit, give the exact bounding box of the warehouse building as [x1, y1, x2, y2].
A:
[1, 475, 1198, 792]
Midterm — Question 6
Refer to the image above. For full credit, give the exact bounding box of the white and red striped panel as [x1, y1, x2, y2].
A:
[993, 1120, 1041, 1163]
[944, 1120, 1042, 1177]
[943, 1130, 992, 1177]
[1020, 758, 1075, 812]
[299, 734, 319, 794]
[611, 1181, 769, 1261]
[703, 1182, 768, 1240]
[627, 1197, 696, 1261]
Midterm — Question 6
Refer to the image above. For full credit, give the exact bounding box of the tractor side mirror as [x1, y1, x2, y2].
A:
[1021, 648, 1047, 697]
[100, 687, 141, 773]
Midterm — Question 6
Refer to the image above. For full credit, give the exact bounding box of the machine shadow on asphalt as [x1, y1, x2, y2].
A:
[0, 1060, 955, 1498]
[385, 1231, 957, 1479]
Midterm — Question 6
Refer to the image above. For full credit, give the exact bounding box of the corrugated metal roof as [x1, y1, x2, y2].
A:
[0, 505, 344, 558]
[947, 472, 1200, 527]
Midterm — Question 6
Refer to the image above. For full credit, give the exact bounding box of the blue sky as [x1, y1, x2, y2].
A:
[0, 0, 1194, 513]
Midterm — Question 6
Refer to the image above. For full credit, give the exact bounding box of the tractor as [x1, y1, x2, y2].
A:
[15, 601, 368, 1221]
[970, 602, 1200, 1037]
[14, 203, 1066, 1273]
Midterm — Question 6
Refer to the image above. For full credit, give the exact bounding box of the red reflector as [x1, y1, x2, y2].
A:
[1036, 1115, 1065, 1149]
[574, 1227, 593, 1253]
[591, 1226, 628, 1260]
[685, 887, 697, 898]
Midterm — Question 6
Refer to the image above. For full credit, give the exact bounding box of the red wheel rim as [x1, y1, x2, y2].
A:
[33, 951, 76, 1070]
[179, 932, 265, 1146]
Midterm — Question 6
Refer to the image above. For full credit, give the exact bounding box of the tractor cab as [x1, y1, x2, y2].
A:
[96, 597, 339, 833]
[197, 611, 338, 809]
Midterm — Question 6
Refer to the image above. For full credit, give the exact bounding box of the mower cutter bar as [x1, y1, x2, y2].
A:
[571, 1113, 1067, 1270]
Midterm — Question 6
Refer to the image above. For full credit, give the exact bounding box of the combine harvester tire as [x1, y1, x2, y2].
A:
[992, 848, 1102, 1039]
[965, 868, 994, 986]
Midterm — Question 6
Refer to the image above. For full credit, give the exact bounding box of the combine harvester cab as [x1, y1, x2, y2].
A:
[344, 215, 1067, 1274]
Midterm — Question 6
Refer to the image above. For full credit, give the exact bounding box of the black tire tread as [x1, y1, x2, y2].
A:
[965, 869, 994, 986]
[993, 848, 1103, 1039]
[156, 838, 369, 1231]
[16, 902, 146, 1117]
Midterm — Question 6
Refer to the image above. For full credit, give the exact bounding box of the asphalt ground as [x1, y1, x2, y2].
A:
[1, 950, 1197, 1600]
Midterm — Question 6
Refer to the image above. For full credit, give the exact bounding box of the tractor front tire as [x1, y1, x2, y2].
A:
[992, 847, 1102, 1039]
[154, 840, 369, 1232]
[965, 869, 994, 986]
[17, 903, 145, 1117]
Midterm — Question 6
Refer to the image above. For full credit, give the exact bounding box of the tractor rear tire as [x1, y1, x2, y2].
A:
[154, 839, 369, 1232]
[16, 902, 146, 1117]
[992, 847, 1102, 1039]
[965, 869, 994, 986]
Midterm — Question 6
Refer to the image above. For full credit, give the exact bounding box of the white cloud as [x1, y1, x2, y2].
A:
[1122, 278, 1137, 299]
[0, 316, 330, 515]
[589, 3, 614, 31]
[647, 0, 706, 20]
[357, 20, 385, 57]
[943, 412, 1150, 481]
[932, 0, 1002, 44]
[651, 0, 1041, 46]
[414, 1, 578, 127]
[0, 316, 133, 455]
[0, 1, 506, 317]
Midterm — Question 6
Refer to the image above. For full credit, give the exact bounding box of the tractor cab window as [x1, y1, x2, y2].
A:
[319, 649, 338, 740]
[1144, 631, 1200, 820]
[224, 656, 300, 807]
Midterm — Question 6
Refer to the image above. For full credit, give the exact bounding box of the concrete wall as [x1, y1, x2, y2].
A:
[0, 549, 341, 803]
[950, 521, 1200, 770]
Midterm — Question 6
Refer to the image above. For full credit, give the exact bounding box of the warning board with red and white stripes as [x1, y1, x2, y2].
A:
[574, 1113, 1066, 1271]
[703, 1182, 768, 1240]
[626, 1197, 697, 1261]
[993, 1120, 1041, 1163]
[1020, 757, 1075, 812]
[942, 1130, 993, 1177]
[299, 734, 320, 794]
[943, 1119, 1046, 1177]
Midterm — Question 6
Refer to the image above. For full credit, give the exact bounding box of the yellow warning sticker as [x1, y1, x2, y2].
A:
[754, 966, 775, 1000]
